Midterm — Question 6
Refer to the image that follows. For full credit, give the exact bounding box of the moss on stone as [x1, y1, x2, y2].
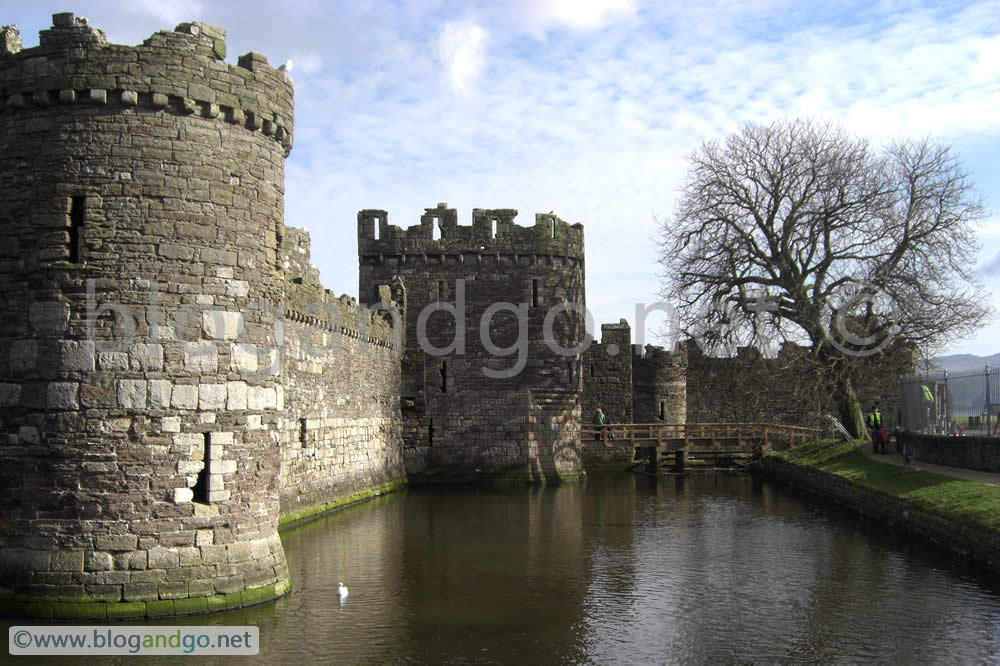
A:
[145, 599, 175, 617]
[224, 591, 243, 609]
[205, 594, 228, 612]
[52, 602, 107, 619]
[173, 596, 209, 615]
[278, 480, 407, 528]
[240, 582, 276, 606]
[106, 601, 147, 619]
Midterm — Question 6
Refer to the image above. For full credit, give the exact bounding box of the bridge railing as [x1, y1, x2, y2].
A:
[579, 422, 820, 448]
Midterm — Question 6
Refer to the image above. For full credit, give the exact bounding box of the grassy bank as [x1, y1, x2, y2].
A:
[771, 440, 1000, 532]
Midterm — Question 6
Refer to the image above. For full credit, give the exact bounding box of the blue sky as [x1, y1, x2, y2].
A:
[8, 1, 1000, 356]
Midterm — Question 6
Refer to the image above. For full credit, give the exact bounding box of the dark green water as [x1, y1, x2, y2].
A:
[11, 471, 1000, 663]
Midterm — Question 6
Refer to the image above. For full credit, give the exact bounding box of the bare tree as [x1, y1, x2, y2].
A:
[658, 119, 993, 436]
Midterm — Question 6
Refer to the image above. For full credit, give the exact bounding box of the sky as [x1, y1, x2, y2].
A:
[7, 0, 1000, 357]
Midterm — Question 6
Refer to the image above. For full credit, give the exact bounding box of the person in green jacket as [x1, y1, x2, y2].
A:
[867, 404, 884, 453]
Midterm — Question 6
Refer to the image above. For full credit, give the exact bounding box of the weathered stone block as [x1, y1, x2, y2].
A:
[230, 343, 258, 372]
[147, 547, 179, 570]
[202, 311, 242, 340]
[183, 341, 218, 373]
[47, 382, 79, 410]
[60, 340, 95, 371]
[162, 416, 181, 433]
[214, 460, 237, 475]
[123, 583, 159, 602]
[149, 380, 172, 409]
[173, 487, 194, 504]
[98, 351, 129, 371]
[0, 383, 22, 407]
[171, 384, 199, 410]
[117, 380, 147, 409]
[84, 551, 113, 571]
[198, 383, 226, 410]
[226, 381, 247, 410]
[208, 490, 230, 503]
[50, 551, 85, 572]
[29, 302, 70, 334]
[96, 534, 138, 552]
[10, 340, 37, 371]
[121, 90, 138, 105]
[129, 343, 163, 370]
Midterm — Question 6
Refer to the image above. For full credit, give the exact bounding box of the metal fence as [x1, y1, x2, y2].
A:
[899, 366, 999, 435]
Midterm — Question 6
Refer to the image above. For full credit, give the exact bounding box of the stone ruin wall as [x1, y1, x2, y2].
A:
[358, 204, 587, 480]
[278, 227, 405, 522]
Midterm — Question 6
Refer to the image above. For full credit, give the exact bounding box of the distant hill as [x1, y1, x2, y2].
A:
[933, 353, 1000, 375]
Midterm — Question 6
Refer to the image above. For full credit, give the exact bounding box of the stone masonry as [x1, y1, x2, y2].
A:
[1, 14, 403, 621]
[359, 204, 587, 481]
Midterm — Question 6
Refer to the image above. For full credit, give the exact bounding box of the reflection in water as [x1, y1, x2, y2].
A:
[9, 472, 1000, 664]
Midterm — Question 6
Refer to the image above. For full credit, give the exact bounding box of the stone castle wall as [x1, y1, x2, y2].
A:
[358, 204, 587, 480]
[581, 321, 633, 425]
[632, 344, 686, 424]
[278, 227, 406, 522]
[685, 341, 914, 427]
[0, 14, 404, 620]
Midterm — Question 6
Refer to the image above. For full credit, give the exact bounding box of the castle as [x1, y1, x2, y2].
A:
[0, 15, 908, 619]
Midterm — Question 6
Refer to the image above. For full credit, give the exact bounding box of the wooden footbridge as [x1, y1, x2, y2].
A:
[580, 422, 820, 472]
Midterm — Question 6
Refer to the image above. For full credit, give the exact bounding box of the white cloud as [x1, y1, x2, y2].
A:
[519, 0, 637, 31]
[438, 21, 488, 96]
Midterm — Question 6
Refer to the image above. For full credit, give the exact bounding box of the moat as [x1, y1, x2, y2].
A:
[16, 470, 997, 664]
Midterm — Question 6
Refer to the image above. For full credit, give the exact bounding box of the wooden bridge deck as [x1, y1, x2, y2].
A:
[580, 422, 820, 453]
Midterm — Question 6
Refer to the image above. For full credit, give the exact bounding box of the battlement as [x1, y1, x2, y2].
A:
[358, 203, 585, 260]
[0, 14, 293, 154]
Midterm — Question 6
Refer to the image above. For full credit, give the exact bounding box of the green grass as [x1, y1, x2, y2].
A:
[772, 439, 1000, 531]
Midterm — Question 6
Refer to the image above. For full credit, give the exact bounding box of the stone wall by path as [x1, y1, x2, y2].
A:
[898, 432, 1000, 473]
[758, 456, 1000, 573]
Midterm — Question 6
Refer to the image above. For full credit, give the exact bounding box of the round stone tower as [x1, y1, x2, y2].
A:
[0, 14, 293, 618]
[358, 204, 587, 481]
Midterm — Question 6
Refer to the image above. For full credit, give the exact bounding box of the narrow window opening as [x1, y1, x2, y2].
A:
[432, 217, 441, 240]
[440, 362, 447, 393]
[659, 401, 665, 420]
[491, 218, 498, 238]
[437, 280, 446, 301]
[69, 195, 85, 263]
[589, 364, 595, 378]
[192, 433, 210, 504]
[373, 217, 380, 240]
[567, 360, 574, 382]
[532, 279, 540, 307]
[299, 418, 308, 446]
[551, 219, 556, 239]
[428, 418, 434, 446]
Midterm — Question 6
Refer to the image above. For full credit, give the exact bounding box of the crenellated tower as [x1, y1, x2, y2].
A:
[358, 204, 587, 481]
[0, 14, 293, 618]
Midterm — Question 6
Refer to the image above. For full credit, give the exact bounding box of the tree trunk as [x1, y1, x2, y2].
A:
[837, 373, 867, 439]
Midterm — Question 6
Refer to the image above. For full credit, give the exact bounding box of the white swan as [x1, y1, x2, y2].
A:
[338, 582, 348, 599]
